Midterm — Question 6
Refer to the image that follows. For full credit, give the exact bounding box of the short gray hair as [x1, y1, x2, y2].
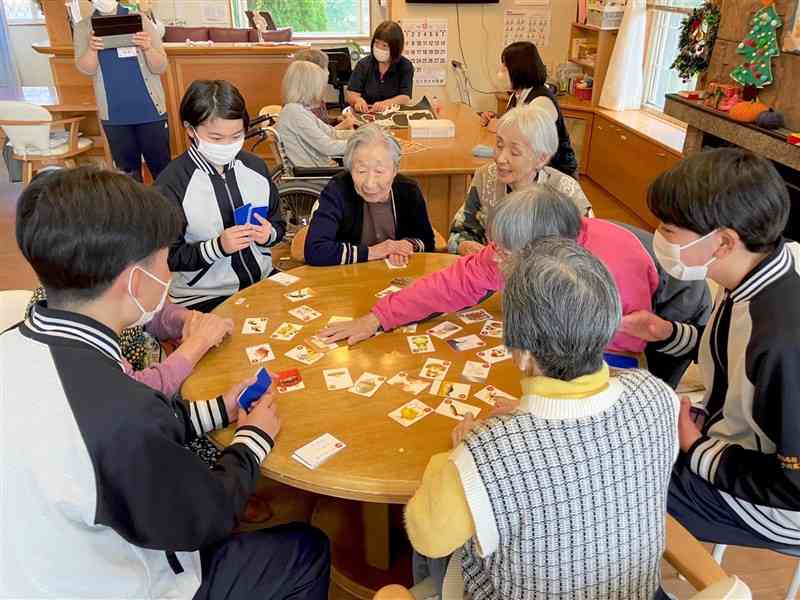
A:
[292, 47, 330, 71]
[497, 103, 558, 161]
[343, 125, 402, 171]
[282, 60, 328, 106]
[491, 184, 582, 252]
[503, 237, 622, 380]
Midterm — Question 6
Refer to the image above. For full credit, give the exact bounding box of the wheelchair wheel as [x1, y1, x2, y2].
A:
[279, 185, 321, 230]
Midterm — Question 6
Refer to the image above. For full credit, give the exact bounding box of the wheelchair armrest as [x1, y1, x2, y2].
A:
[292, 166, 345, 178]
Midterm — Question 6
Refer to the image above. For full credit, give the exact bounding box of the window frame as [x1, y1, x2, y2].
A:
[3, 0, 45, 24]
[233, 0, 374, 41]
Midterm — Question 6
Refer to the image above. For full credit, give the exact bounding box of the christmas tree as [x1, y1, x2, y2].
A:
[730, 1, 783, 87]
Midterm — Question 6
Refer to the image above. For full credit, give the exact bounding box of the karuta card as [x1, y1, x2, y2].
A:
[292, 433, 346, 470]
[385, 258, 407, 269]
[245, 343, 275, 364]
[349, 372, 386, 398]
[274, 369, 305, 393]
[288, 305, 322, 323]
[285, 344, 324, 366]
[375, 285, 402, 298]
[241, 317, 268, 335]
[322, 368, 353, 391]
[390, 277, 415, 289]
[327, 315, 353, 325]
[457, 308, 494, 324]
[474, 384, 518, 406]
[447, 334, 486, 352]
[268, 271, 300, 286]
[388, 399, 434, 427]
[480, 320, 504, 339]
[399, 324, 418, 334]
[427, 321, 463, 340]
[419, 358, 452, 380]
[271, 322, 303, 341]
[284, 287, 314, 303]
[429, 379, 471, 401]
[477, 344, 512, 364]
[387, 371, 429, 395]
[462, 360, 491, 383]
[434, 398, 482, 421]
[308, 335, 338, 352]
[407, 334, 435, 354]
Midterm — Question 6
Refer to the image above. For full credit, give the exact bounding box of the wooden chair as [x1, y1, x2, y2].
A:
[0, 101, 93, 184]
[373, 516, 751, 599]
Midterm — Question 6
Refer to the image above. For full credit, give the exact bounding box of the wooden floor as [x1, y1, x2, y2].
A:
[2, 169, 798, 598]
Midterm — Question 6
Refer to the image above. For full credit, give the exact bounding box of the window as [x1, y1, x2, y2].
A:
[642, 0, 704, 111]
[238, 0, 371, 38]
[3, 0, 44, 22]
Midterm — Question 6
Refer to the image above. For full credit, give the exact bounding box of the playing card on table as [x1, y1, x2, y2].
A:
[477, 344, 512, 364]
[349, 372, 386, 398]
[434, 398, 482, 421]
[375, 285, 402, 298]
[285, 344, 324, 366]
[308, 335, 338, 352]
[457, 308, 493, 324]
[480, 320, 504, 339]
[385, 258, 407, 269]
[474, 385, 518, 406]
[288, 305, 322, 323]
[387, 371, 429, 395]
[292, 433, 346, 470]
[388, 399, 433, 427]
[241, 317, 268, 335]
[429, 379, 471, 401]
[399, 324, 418, 334]
[274, 369, 304, 393]
[322, 368, 353, 391]
[268, 271, 300, 286]
[462, 360, 491, 383]
[271, 322, 303, 341]
[447, 334, 486, 352]
[245, 343, 275, 364]
[419, 358, 452, 380]
[407, 334, 435, 354]
[327, 315, 353, 326]
[284, 287, 314, 302]
[427, 321, 463, 340]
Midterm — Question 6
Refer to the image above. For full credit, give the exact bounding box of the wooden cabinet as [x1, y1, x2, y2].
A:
[562, 108, 594, 175]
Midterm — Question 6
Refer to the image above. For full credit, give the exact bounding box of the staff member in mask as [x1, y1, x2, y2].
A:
[347, 20, 414, 114]
[156, 80, 285, 313]
[74, 0, 170, 181]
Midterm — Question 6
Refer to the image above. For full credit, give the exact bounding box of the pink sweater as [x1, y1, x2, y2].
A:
[372, 219, 659, 353]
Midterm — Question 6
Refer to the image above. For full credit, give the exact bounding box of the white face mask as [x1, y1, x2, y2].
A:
[92, 0, 117, 13]
[128, 265, 171, 328]
[653, 229, 719, 281]
[192, 127, 243, 166]
[373, 46, 391, 63]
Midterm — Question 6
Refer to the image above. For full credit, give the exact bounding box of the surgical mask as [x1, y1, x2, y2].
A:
[497, 68, 512, 90]
[653, 229, 719, 281]
[128, 265, 171, 328]
[92, 0, 117, 13]
[373, 46, 391, 63]
[192, 128, 243, 166]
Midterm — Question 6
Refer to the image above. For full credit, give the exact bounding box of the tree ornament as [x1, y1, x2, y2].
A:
[731, 1, 783, 88]
[672, 1, 721, 81]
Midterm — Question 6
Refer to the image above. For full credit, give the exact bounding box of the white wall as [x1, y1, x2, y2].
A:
[8, 23, 54, 86]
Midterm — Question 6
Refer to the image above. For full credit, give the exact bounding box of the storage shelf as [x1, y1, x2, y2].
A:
[572, 21, 620, 32]
[569, 58, 596, 70]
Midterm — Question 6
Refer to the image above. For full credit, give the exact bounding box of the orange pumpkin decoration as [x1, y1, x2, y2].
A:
[729, 101, 769, 123]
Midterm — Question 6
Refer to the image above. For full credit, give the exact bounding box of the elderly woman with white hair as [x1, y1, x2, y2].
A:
[304, 125, 436, 267]
[276, 60, 357, 168]
[449, 103, 592, 255]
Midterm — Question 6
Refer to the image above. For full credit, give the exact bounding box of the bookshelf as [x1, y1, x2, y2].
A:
[568, 22, 618, 106]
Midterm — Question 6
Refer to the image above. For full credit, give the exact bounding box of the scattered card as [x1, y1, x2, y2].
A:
[327, 315, 353, 325]
[385, 258, 407, 270]
[462, 360, 491, 383]
[271, 322, 303, 341]
[447, 334, 486, 352]
[407, 334, 435, 354]
[390, 277, 415, 288]
[427, 321, 463, 340]
[387, 371, 430, 395]
[434, 398, 481, 421]
[376, 285, 402, 298]
[480, 320, 504, 339]
[284, 287, 314, 302]
[419, 358, 452, 380]
[474, 385, 517, 406]
[292, 433, 346, 470]
[268, 271, 300, 286]
[457, 308, 493, 324]
[388, 399, 434, 427]
[241, 317, 268, 335]
[274, 368, 305, 393]
[477, 344, 512, 364]
[399, 324, 418, 334]
[308, 335, 338, 352]
[349, 372, 386, 398]
[285, 344, 324, 365]
[429, 379, 471, 401]
[288, 305, 322, 323]
[322, 368, 354, 391]
[245, 343, 275, 364]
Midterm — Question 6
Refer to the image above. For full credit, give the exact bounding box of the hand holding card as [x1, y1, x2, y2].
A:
[238, 368, 272, 412]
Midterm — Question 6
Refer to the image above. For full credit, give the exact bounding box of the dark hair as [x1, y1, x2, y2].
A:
[501, 42, 547, 90]
[180, 80, 250, 131]
[647, 148, 789, 253]
[16, 167, 183, 305]
[372, 20, 405, 63]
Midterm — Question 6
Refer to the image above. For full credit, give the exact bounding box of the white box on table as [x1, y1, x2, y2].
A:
[409, 119, 455, 139]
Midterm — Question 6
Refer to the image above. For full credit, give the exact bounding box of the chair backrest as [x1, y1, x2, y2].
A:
[0, 101, 52, 156]
[260, 10, 277, 30]
[163, 25, 209, 42]
[322, 47, 352, 86]
[263, 125, 294, 176]
[0, 290, 33, 332]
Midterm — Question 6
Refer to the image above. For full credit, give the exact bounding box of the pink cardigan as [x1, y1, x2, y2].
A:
[372, 219, 659, 353]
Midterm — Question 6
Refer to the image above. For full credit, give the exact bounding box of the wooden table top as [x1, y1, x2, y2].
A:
[181, 254, 521, 504]
[0, 85, 97, 112]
